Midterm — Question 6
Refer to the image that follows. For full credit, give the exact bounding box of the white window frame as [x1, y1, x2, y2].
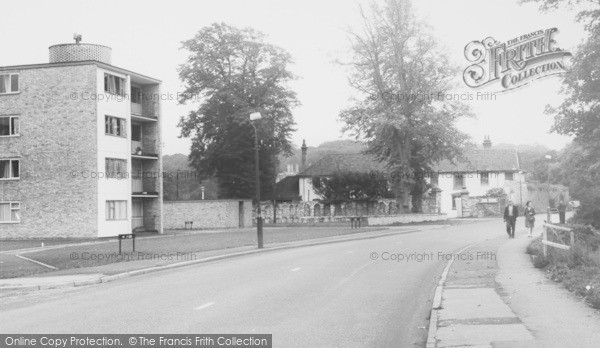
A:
[0, 202, 20, 223]
[0, 73, 19, 95]
[104, 115, 127, 138]
[104, 73, 126, 96]
[105, 158, 127, 179]
[0, 159, 19, 180]
[106, 200, 127, 220]
[0, 115, 19, 137]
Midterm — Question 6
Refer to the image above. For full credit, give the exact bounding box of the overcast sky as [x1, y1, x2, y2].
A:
[0, 0, 586, 154]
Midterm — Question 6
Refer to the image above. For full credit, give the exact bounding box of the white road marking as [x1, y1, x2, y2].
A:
[15, 254, 57, 270]
[396, 241, 403, 244]
[346, 251, 354, 254]
[194, 302, 215, 310]
[291, 267, 302, 272]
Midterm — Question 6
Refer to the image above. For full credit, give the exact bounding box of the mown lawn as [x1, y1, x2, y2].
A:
[0, 239, 96, 252]
[2, 226, 384, 278]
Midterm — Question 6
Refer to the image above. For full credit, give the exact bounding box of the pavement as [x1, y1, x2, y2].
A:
[427, 212, 600, 348]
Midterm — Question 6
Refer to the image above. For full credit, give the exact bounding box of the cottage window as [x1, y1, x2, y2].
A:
[0, 159, 19, 179]
[0, 116, 19, 136]
[430, 173, 439, 186]
[0, 74, 19, 94]
[453, 174, 464, 190]
[481, 172, 489, 186]
[0, 202, 20, 223]
[505, 172, 514, 181]
[106, 200, 127, 220]
[104, 74, 126, 96]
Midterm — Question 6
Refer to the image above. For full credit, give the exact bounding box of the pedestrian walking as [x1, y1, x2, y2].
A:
[558, 200, 567, 224]
[504, 200, 519, 238]
[523, 201, 536, 238]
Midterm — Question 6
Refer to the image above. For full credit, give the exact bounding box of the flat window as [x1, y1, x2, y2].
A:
[0, 159, 19, 179]
[0, 74, 19, 94]
[104, 74, 126, 96]
[105, 116, 127, 137]
[505, 172, 514, 181]
[0, 116, 19, 136]
[105, 158, 127, 179]
[0, 202, 20, 223]
[430, 173, 439, 186]
[106, 200, 127, 220]
[131, 123, 142, 142]
[131, 86, 142, 104]
[481, 172, 489, 186]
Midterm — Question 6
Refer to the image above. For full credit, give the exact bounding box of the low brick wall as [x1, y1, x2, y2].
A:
[163, 200, 252, 230]
[366, 214, 448, 226]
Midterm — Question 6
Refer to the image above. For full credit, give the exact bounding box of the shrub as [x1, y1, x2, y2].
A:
[527, 224, 600, 310]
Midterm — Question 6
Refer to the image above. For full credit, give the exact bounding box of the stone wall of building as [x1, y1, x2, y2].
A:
[461, 195, 505, 218]
[257, 189, 443, 224]
[367, 214, 448, 225]
[0, 64, 99, 239]
[455, 181, 570, 219]
[163, 200, 253, 230]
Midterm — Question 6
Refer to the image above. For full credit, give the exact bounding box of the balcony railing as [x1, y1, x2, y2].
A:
[131, 102, 142, 115]
[131, 139, 158, 158]
[131, 103, 158, 120]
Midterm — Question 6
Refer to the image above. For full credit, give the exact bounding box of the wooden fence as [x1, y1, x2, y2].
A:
[542, 222, 574, 257]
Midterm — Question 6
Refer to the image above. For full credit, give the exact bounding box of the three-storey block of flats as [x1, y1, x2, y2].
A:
[0, 41, 163, 238]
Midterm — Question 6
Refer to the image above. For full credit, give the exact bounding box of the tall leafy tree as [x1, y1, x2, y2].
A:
[340, 0, 472, 212]
[523, 0, 600, 226]
[178, 23, 298, 199]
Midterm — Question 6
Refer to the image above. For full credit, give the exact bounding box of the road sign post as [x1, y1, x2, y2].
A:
[118, 234, 136, 254]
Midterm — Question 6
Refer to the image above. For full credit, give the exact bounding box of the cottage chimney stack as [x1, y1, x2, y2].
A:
[483, 136, 492, 149]
[301, 140, 308, 171]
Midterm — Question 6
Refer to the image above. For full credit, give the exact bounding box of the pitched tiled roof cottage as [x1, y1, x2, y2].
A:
[275, 137, 526, 217]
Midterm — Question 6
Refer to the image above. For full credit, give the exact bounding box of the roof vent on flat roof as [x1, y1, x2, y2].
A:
[49, 35, 112, 64]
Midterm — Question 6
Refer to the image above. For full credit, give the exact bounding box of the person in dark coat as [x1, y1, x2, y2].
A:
[504, 200, 519, 238]
[558, 200, 567, 224]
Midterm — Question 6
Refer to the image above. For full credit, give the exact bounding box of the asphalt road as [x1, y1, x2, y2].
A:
[0, 219, 506, 347]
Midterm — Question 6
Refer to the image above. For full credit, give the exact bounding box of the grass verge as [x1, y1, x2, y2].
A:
[526, 224, 600, 310]
[1, 226, 385, 279]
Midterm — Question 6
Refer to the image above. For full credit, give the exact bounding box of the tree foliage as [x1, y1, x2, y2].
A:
[523, 0, 600, 226]
[178, 23, 298, 199]
[312, 171, 393, 203]
[340, 0, 472, 212]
